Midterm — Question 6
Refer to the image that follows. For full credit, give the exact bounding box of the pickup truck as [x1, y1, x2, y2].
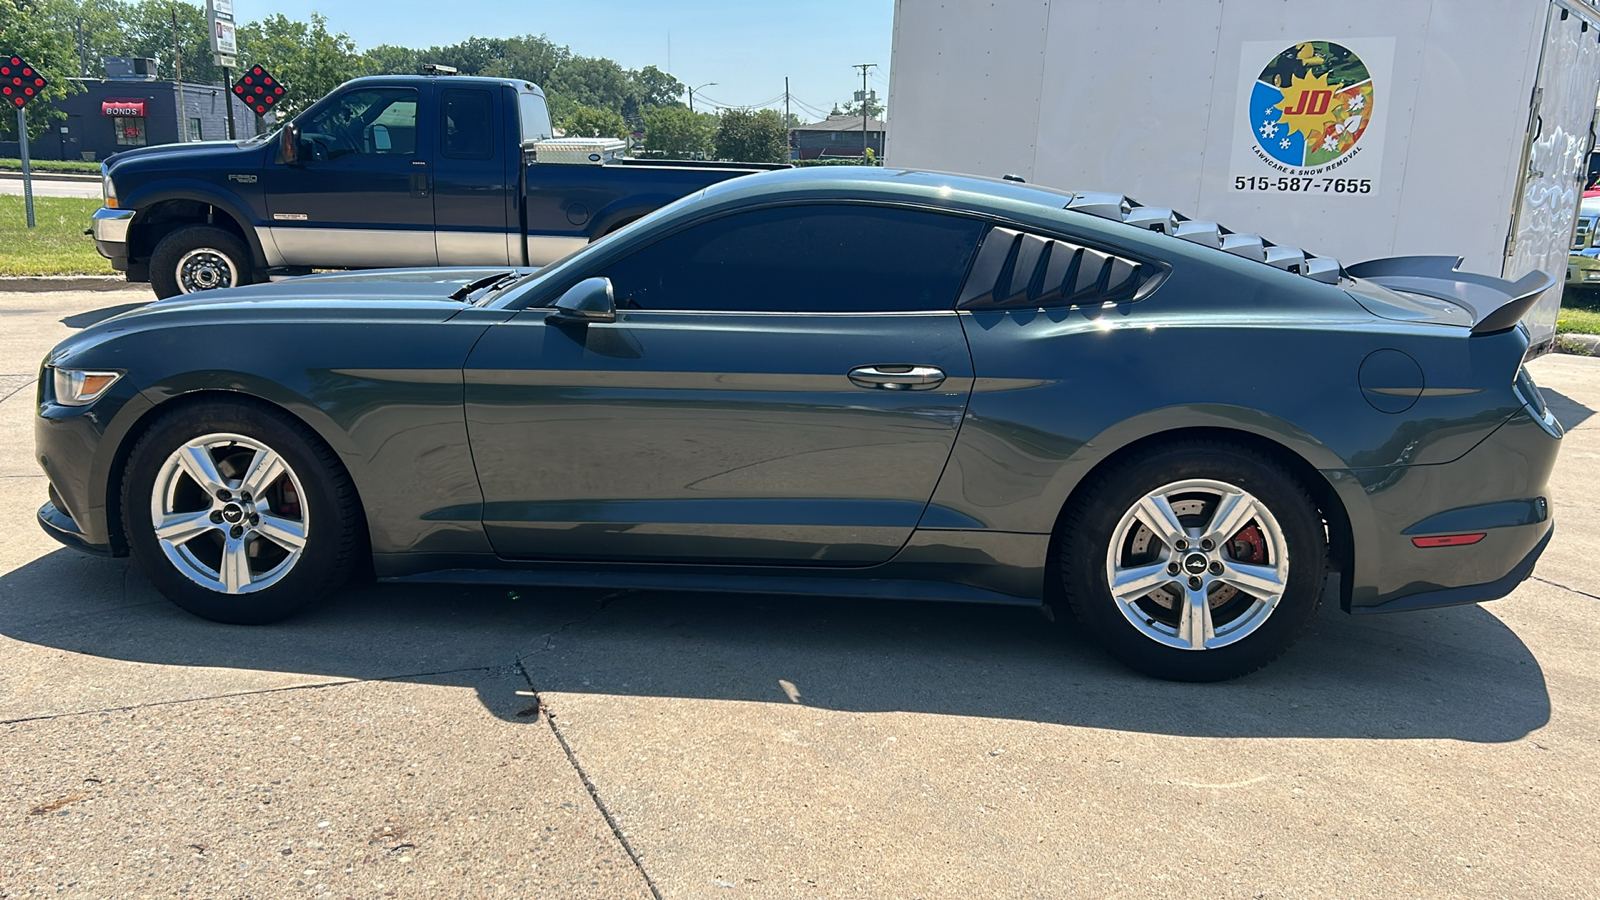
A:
[90, 74, 782, 297]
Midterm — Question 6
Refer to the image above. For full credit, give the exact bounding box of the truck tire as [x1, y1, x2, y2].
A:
[150, 225, 253, 299]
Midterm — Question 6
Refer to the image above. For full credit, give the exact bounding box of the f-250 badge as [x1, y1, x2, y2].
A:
[227, 174, 258, 183]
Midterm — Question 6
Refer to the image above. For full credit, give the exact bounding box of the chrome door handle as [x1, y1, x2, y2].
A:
[848, 365, 946, 390]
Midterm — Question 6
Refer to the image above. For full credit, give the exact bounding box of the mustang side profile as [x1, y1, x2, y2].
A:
[36, 168, 1563, 681]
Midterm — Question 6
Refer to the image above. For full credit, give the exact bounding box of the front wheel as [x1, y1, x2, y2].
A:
[1059, 442, 1327, 681]
[149, 225, 252, 299]
[121, 400, 362, 624]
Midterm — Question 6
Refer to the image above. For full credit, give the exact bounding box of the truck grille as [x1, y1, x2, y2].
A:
[1575, 216, 1597, 250]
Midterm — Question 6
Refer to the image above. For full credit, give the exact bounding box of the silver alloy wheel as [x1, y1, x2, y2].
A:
[175, 247, 239, 293]
[1104, 478, 1290, 651]
[149, 433, 309, 595]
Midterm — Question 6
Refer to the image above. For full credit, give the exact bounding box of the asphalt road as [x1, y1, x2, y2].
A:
[0, 175, 102, 199]
[2, 287, 1597, 898]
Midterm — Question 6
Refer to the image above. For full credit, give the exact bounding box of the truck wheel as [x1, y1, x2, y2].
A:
[150, 225, 252, 299]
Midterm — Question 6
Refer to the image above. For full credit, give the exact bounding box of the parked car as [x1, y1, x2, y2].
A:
[38, 167, 1562, 681]
[89, 74, 782, 298]
[1568, 196, 1600, 290]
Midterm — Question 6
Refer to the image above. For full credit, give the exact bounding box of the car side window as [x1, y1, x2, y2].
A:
[441, 88, 494, 160]
[597, 205, 985, 313]
[956, 227, 1157, 308]
[299, 88, 417, 159]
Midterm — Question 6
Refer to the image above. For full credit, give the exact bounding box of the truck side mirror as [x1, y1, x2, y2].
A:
[280, 123, 303, 166]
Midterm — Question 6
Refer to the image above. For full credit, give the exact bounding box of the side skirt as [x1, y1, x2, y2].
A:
[376, 529, 1051, 607]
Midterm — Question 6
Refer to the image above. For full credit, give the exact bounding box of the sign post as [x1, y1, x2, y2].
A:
[3, 56, 47, 229]
[207, 0, 239, 139]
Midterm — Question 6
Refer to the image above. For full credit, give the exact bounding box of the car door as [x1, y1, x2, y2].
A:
[263, 85, 436, 268]
[463, 203, 985, 565]
[433, 85, 513, 265]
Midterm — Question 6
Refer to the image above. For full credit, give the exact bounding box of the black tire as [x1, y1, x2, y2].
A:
[150, 224, 252, 299]
[121, 398, 362, 624]
[1058, 441, 1327, 682]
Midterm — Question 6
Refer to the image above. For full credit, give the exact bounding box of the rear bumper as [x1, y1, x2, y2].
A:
[1335, 402, 1562, 612]
[1350, 525, 1551, 614]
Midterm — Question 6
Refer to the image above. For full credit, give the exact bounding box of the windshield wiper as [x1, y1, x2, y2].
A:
[448, 271, 519, 302]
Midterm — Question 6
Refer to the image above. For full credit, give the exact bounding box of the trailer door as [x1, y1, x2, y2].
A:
[1505, 2, 1600, 351]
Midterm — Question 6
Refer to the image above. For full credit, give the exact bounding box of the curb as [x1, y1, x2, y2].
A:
[0, 276, 143, 293]
[0, 171, 101, 183]
[1555, 333, 1600, 357]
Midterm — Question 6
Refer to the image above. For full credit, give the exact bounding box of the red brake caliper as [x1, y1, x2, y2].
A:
[1228, 523, 1267, 565]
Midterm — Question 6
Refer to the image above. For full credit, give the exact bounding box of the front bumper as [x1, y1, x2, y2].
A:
[37, 500, 115, 557]
[91, 207, 135, 270]
[1566, 250, 1600, 286]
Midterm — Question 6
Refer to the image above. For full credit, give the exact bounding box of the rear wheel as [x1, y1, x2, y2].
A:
[1059, 442, 1326, 681]
[121, 400, 361, 624]
[150, 225, 252, 299]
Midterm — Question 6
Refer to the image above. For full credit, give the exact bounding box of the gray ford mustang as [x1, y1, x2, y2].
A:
[35, 167, 1563, 681]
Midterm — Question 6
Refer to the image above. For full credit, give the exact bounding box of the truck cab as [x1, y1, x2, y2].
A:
[92, 75, 775, 298]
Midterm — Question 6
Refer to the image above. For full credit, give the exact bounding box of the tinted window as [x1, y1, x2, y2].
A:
[441, 89, 494, 160]
[301, 87, 417, 158]
[599, 205, 984, 313]
[519, 92, 553, 143]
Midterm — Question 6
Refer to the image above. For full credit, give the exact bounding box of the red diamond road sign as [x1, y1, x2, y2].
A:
[1, 56, 48, 109]
[233, 65, 286, 116]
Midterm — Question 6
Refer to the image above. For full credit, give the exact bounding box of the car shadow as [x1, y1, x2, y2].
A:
[1541, 387, 1594, 430]
[0, 549, 1550, 743]
[60, 302, 150, 330]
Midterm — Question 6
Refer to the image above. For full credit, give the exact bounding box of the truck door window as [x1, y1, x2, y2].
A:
[518, 92, 553, 144]
[441, 89, 494, 160]
[299, 87, 417, 160]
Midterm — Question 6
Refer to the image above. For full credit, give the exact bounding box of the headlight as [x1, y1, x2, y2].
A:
[51, 368, 122, 407]
[101, 164, 117, 209]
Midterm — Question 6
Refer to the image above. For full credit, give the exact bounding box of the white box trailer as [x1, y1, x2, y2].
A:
[886, 0, 1600, 352]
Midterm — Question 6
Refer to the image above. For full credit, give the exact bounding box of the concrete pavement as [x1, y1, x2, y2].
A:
[1, 287, 1597, 898]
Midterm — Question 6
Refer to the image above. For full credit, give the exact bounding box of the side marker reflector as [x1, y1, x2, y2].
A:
[1412, 534, 1486, 548]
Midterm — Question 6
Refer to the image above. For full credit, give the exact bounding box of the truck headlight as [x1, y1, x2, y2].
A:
[101, 164, 117, 209]
[51, 368, 122, 406]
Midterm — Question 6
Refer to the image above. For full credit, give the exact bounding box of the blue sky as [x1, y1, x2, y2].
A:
[250, 0, 895, 120]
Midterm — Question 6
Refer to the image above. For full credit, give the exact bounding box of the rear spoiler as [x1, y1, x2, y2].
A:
[1344, 256, 1556, 335]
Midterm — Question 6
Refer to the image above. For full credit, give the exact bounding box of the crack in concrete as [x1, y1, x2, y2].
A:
[515, 658, 664, 900]
[0, 377, 37, 405]
[541, 589, 635, 652]
[1531, 575, 1600, 602]
[0, 664, 503, 726]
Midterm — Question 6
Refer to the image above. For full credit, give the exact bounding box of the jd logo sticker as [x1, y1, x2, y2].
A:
[1252, 42, 1373, 167]
[1230, 38, 1394, 195]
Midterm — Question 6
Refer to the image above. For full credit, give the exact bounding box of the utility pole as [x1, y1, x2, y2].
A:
[785, 76, 791, 160]
[75, 18, 89, 76]
[853, 63, 876, 161]
[171, 6, 186, 142]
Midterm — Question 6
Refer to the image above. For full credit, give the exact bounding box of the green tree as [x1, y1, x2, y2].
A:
[559, 104, 626, 139]
[118, 0, 221, 85]
[236, 12, 364, 117]
[0, 0, 80, 141]
[632, 65, 683, 110]
[713, 108, 787, 163]
[362, 43, 422, 76]
[643, 105, 714, 159]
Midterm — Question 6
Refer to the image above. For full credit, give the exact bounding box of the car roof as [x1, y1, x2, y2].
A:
[697, 166, 1087, 222]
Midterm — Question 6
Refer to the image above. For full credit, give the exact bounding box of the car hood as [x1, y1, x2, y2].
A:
[91, 267, 537, 328]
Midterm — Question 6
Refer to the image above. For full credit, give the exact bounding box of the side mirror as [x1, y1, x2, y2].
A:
[280, 122, 303, 165]
[547, 277, 617, 326]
